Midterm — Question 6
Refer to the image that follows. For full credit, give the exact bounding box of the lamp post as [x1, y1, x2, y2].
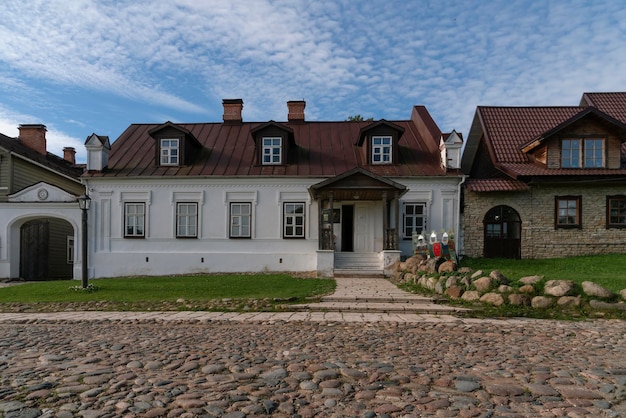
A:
[78, 194, 91, 288]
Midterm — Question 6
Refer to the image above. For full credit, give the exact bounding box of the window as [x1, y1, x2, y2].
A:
[555, 196, 581, 228]
[561, 138, 604, 168]
[372, 136, 392, 164]
[230, 202, 251, 238]
[67, 236, 74, 264]
[160, 138, 179, 165]
[284, 202, 305, 238]
[607, 196, 626, 228]
[403, 202, 426, 239]
[125, 203, 145, 237]
[176, 203, 197, 238]
[262, 137, 282, 164]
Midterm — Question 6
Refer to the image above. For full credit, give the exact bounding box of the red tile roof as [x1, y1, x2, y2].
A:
[463, 93, 626, 192]
[465, 178, 529, 192]
[85, 107, 452, 179]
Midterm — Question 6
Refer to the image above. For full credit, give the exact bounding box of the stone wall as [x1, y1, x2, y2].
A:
[463, 183, 626, 259]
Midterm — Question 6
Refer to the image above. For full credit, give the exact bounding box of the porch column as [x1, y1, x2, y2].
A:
[394, 191, 400, 250]
[383, 192, 389, 250]
[328, 192, 334, 250]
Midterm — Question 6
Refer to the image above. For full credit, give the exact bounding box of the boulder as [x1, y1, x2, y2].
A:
[470, 270, 484, 279]
[531, 296, 555, 309]
[473, 276, 494, 292]
[590, 300, 626, 311]
[621, 289, 626, 300]
[480, 293, 505, 307]
[405, 255, 424, 273]
[581, 281, 615, 299]
[461, 290, 480, 302]
[508, 294, 530, 306]
[544, 280, 575, 297]
[519, 275, 543, 285]
[498, 285, 514, 293]
[490, 270, 509, 285]
[459, 276, 472, 289]
[391, 271, 404, 284]
[438, 260, 457, 273]
[458, 266, 473, 274]
[397, 261, 407, 272]
[445, 276, 459, 289]
[557, 296, 581, 307]
[435, 278, 446, 294]
[518, 284, 536, 294]
[425, 277, 437, 291]
[445, 285, 464, 299]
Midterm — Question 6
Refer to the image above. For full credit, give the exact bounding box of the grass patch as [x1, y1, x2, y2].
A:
[0, 274, 336, 311]
[460, 253, 626, 292]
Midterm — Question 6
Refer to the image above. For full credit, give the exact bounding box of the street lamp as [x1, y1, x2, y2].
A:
[78, 194, 91, 288]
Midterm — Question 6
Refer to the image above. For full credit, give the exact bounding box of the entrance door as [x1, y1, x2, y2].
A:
[483, 206, 521, 258]
[354, 203, 373, 252]
[341, 205, 354, 252]
[20, 220, 50, 280]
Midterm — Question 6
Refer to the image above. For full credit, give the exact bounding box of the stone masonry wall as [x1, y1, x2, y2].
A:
[463, 183, 626, 259]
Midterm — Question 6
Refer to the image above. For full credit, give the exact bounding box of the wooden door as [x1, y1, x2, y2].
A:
[354, 203, 372, 252]
[484, 206, 521, 259]
[20, 220, 50, 280]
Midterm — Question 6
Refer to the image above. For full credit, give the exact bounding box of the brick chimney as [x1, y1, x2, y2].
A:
[18, 124, 47, 155]
[287, 100, 306, 122]
[222, 99, 243, 124]
[63, 147, 76, 164]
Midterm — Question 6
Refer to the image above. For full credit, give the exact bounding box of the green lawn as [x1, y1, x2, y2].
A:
[0, 274, 336, 305]
[460, 253, 626, 292]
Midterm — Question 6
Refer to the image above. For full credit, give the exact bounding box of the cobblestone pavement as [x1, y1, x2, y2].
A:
[0, 315, 625, 417]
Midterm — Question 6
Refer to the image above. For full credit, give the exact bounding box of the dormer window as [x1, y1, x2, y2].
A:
[262, 137, 282, 164]
[160, 138, 179, 165]
[372, 136, 392, 164]
[561, 138, 604, 168]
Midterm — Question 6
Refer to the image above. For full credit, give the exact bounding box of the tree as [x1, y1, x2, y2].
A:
[347, 114, 374, 121]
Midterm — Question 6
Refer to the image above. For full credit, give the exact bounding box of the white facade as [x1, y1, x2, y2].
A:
[0, 183, 84, 279]
[82, 175, 462, 278]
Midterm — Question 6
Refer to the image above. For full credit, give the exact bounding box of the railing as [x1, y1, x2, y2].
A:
[385, 228, 397, 250]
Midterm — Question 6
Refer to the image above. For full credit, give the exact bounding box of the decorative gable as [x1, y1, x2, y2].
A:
[309, 167, 407, 201]
[521, 108, 626, 170]
[148, 122, 203, 167]
[356, 120, 405, 165]
[9, 181, 77, 203]
[250, 121, 295, 165]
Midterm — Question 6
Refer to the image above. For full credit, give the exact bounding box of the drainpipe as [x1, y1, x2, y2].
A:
[456, 174, 466, 259]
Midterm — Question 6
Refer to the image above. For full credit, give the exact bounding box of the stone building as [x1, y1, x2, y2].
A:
[461, 92, 626, 259]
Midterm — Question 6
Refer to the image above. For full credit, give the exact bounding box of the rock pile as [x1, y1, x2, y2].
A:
[391, 255, 626, 312]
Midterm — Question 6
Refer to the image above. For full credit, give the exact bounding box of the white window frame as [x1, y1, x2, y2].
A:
[160, 138, 179, 166]
[372, 136, 392, 164]
[230, 202, 252, 238]
[262, 137, 282, 165]
[283, 202, 305, 238]
[176, 202, 198, 238]
[124, 202, 146, 237]
[402, 202, 427, 239]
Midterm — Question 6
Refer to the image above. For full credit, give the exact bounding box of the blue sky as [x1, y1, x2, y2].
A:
[1, 0, 625, 163]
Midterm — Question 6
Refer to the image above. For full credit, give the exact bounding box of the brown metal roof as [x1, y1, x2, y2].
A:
[581, 92, 626, 122]
[85, 106, 451, 179]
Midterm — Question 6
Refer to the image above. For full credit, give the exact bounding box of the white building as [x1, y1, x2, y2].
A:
[82, 100, 464, 278]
